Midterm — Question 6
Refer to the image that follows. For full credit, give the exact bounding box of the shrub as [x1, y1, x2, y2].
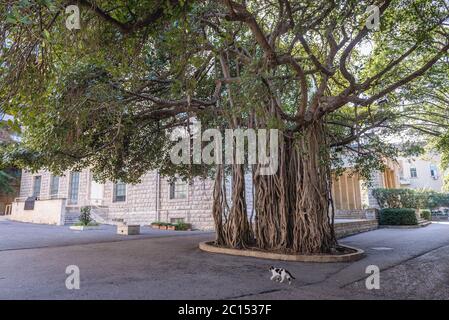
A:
[159, 222, 171, 226]
[79, 206, 93, 226]
[175, 222, 192, 230]
[373, 188, 449, 209]
[420, 209, 431, 220]
[372, 188, 420, 209]
[379, 208, 418, 225]
[424, 191, 449, 208]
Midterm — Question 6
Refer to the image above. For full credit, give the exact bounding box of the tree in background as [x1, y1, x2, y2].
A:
[0, 118, 20, 195]
[1, 0, 448, 253]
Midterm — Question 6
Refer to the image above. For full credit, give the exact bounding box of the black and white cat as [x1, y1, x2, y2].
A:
[269, 266, 295, 285]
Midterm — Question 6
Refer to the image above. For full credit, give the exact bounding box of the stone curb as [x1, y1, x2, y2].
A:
[199, 241, 364, 263]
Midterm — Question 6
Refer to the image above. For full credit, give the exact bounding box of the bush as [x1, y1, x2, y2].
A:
[420, 209, 431, 220]
[372, 188, 420, 209]
[373, 188, 449, 209]
[79, 206, 93, 226]
[379, 208, 418, 225]
[425, 191, 449, 208]
[74, 221, 98, 227]
[175, 222, 192, 230]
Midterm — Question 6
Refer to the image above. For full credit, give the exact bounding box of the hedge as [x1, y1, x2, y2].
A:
[379, 208, 418, 225]
[373, 188, 449, 209]
[420, 209, 431, 220]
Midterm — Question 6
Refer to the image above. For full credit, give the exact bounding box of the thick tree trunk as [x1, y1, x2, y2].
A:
[213, 163, 254, 248]
[212, 165, 226, 246]
[290, 122, 336, 253]
[211, 121, 336, 254]
[253, 133, 290, 251]
[222, 164, 254, 248]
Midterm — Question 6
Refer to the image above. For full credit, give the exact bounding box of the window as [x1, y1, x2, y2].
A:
[68, 172, 80, 205]
[50, 175, 60, 198]
[32, 176, 42, 198]
[169, 180, 187, 199]
[430, 164, 438, 179]
[410, 167, 417, 178]
[113, 181, 126, 202]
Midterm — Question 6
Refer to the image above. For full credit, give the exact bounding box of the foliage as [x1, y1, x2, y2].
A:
[0, 0, 447, 183]
[444, 172, 449, 193]
[74, 221, 98, 227]
[373, 188, 420, 208]
[373, 188, 449, 209]
[0, 170, 14, 194]
[420, 209, 431, 220]
[427, 191, 449, 208]
[175, 222, 191, 230]
[79, 206, 93, 226]
[150, 221, 190, 230]
[379, 208, 418, 225]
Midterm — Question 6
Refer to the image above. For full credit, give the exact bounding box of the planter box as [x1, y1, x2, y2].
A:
[158, 225, 168, 230]
[69, 225, 101, 231]
[167, 225, 176, 231]
[151, 224, 160, 229]
[117, 224, 140, 235]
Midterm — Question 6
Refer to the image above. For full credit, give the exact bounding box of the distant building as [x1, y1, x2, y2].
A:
[331, 158, 400, 213]
[398, 152, 446, 192]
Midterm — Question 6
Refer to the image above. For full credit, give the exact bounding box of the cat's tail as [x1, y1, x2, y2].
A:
[287, 271, 295, 279]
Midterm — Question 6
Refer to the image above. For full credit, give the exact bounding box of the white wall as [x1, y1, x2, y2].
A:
[398, 153, 445, 191]
[10, 198, 66, 225]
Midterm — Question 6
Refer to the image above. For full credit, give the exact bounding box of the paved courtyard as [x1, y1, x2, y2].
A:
[1, 219, 449, 299]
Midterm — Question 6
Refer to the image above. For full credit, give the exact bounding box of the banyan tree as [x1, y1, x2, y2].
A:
[1, 0, 448, 254]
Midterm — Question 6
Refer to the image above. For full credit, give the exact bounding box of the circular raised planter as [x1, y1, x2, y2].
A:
[199, 241, 364, 263]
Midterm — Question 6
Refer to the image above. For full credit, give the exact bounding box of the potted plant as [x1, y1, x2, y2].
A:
[175, 222, 192, 231]
[69, 207, 100, 231]
[166, 223, 176, 231]
[158, 222, 168, 230]
[150, 221, 161, 229]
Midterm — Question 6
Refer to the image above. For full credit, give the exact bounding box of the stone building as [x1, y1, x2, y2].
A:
[10, 159, 399, 229]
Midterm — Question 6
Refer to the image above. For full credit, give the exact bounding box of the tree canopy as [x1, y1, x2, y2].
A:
[1, 0, 448, 253]
[1, 0, 447, 180]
